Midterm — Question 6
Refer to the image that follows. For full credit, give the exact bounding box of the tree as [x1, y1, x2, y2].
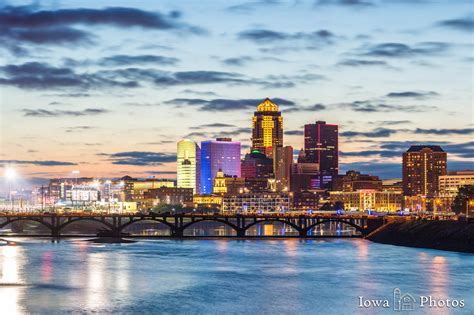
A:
[452, 185, 474, 214]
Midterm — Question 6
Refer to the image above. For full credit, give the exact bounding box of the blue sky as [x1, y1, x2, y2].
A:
[0, 0, 472, 187]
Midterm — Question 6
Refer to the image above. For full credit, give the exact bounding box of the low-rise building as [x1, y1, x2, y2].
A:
[438, 171, 474, 198]
[143, 187, 193, 208]
[193, 195, 223, 210]
[222, 192, 290, 213]
[213, 169, 245, 195]
[330, 189, 402, 212]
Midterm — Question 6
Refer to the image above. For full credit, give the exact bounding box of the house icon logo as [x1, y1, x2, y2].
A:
[393, 288, 416, 311]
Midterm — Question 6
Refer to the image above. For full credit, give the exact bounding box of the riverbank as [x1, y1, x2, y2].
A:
[366, 220, 474, 253]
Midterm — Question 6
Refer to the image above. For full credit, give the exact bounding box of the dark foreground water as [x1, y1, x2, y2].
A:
[0, 238, 472, 314]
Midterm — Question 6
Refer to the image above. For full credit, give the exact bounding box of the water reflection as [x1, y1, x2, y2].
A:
[0, 245, 24, 314]
[87, 252, 106, 310]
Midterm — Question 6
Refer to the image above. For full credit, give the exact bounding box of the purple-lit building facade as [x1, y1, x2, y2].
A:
[200, 138, 241, 194]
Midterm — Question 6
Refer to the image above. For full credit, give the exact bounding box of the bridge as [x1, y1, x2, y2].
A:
[0, 213, 387, 238]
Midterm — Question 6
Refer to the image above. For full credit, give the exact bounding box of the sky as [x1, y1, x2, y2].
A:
[0, 0, 473, 189]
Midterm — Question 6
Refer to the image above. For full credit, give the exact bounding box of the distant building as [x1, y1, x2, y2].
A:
[244, 178, 270, 193]
[124, 178, 175, 201]
[143, 187, 193, 208]
[251, 98, 283, 157]
[200, 138, 241, 194]
[241, 150, 273, 179]
[330, 190, 403, 212]
[292, 190, 325, 211]
[48, 177, 93, 202]
[402, 145, 447, 197]
[333, 170, 382, 192]
[222, 192, 290, 213]
[177, 139, 200, 194]
[304, 121, 338, 187]
[213, 169, 245, 195]
[290, 162, 320, 191]
[193, 195, 223, 210]
[71, 186, 99, 203]
[273, 145, 293, 191]
[438, 170, 474, 198]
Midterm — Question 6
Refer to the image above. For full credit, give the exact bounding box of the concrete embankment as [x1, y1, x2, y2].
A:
[366, 220, 474, 253]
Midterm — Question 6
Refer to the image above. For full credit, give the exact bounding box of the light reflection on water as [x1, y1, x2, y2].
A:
[0, 239, 472, 314]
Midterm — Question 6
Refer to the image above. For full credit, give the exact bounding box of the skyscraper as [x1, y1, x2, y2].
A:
[403, 145, 447, 197]
[200, 138, 241, 194]
[251, 98, 283, 157]
[177, 139, 200, 194]
[304, 121, 338, 187]
[273, 145, 293, 191]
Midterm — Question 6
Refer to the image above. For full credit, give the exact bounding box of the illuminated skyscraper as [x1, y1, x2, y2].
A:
[251, 98, 283, 157]
[177, 139, 200, 194]
[403, 145, 447, 197]
[200, 138, 241, 194]
[304, 121, 338, 187]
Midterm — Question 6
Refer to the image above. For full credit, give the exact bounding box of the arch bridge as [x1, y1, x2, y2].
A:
[0, 213, 386, 238]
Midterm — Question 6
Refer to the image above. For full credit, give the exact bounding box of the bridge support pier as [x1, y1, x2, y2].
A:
[236, 229, 245, 237]
[172, 228, 184, 237]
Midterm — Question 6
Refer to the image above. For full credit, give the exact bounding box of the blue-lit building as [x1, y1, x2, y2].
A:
[200, 138, 241, 194]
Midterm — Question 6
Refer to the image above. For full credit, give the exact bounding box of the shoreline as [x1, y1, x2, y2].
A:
[366, 220, 474, 254]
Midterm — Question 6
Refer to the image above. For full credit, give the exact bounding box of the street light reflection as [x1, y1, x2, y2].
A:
[0, 245, 24, 314]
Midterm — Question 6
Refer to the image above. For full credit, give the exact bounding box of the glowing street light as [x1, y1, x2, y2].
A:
[5, 168, 16, 180]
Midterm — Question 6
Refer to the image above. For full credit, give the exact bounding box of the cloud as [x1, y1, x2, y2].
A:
[377, 120, 411, 126]
[338, 100, 435, 112]
[238, 29, 335, 49]
[337, 59, 389, 67]
[227, 0, 281, 13]
[165, 97, 295, 111]
[341, 150, 400, 158]
[0, 159, 77, 166]
[386, 91, 438, 98]
[437, 16, 474, 32]
[315, 0, 374, 7]
[190, 123, 237, 130]
[222, 56, 255, 66]
[0, 5, 205, 55]
[99, 55, 179, 66]
[341, 128, 399, 138]
[100, 151, 176, 166]
[286, 130, 304, 136]
[340, 161, 400, 179]
[64, 126, 97, 132]
[285, 103, 326, 113]
[414, 128, 474, 135]
[22, 108, 108, 117]
[360, 42, 449, 58]
[1, 62, 285, 91]
[378, 141, 474, 159]
[0, 62, 139, 90]
[222, 56, 286, 66]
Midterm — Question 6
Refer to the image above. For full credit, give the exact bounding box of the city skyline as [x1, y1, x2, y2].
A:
[0, 0, 473, 189]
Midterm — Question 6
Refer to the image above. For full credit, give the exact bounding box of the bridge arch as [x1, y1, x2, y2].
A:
[305, 219, 365, 236]
[57, 217, 115, 233]
[0, 217, 53, 232]
[180, 218, 240, 234]
[119, 218, 175, 233]
[243, 218, 303, 234]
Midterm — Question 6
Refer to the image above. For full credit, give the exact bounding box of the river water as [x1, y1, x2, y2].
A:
[0, 238, 472, 314]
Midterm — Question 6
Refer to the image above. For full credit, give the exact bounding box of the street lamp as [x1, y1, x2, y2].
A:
[5, 168, 16, 211]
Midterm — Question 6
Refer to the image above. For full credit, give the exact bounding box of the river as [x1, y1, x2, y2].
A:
[0, 238, 472, 314]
